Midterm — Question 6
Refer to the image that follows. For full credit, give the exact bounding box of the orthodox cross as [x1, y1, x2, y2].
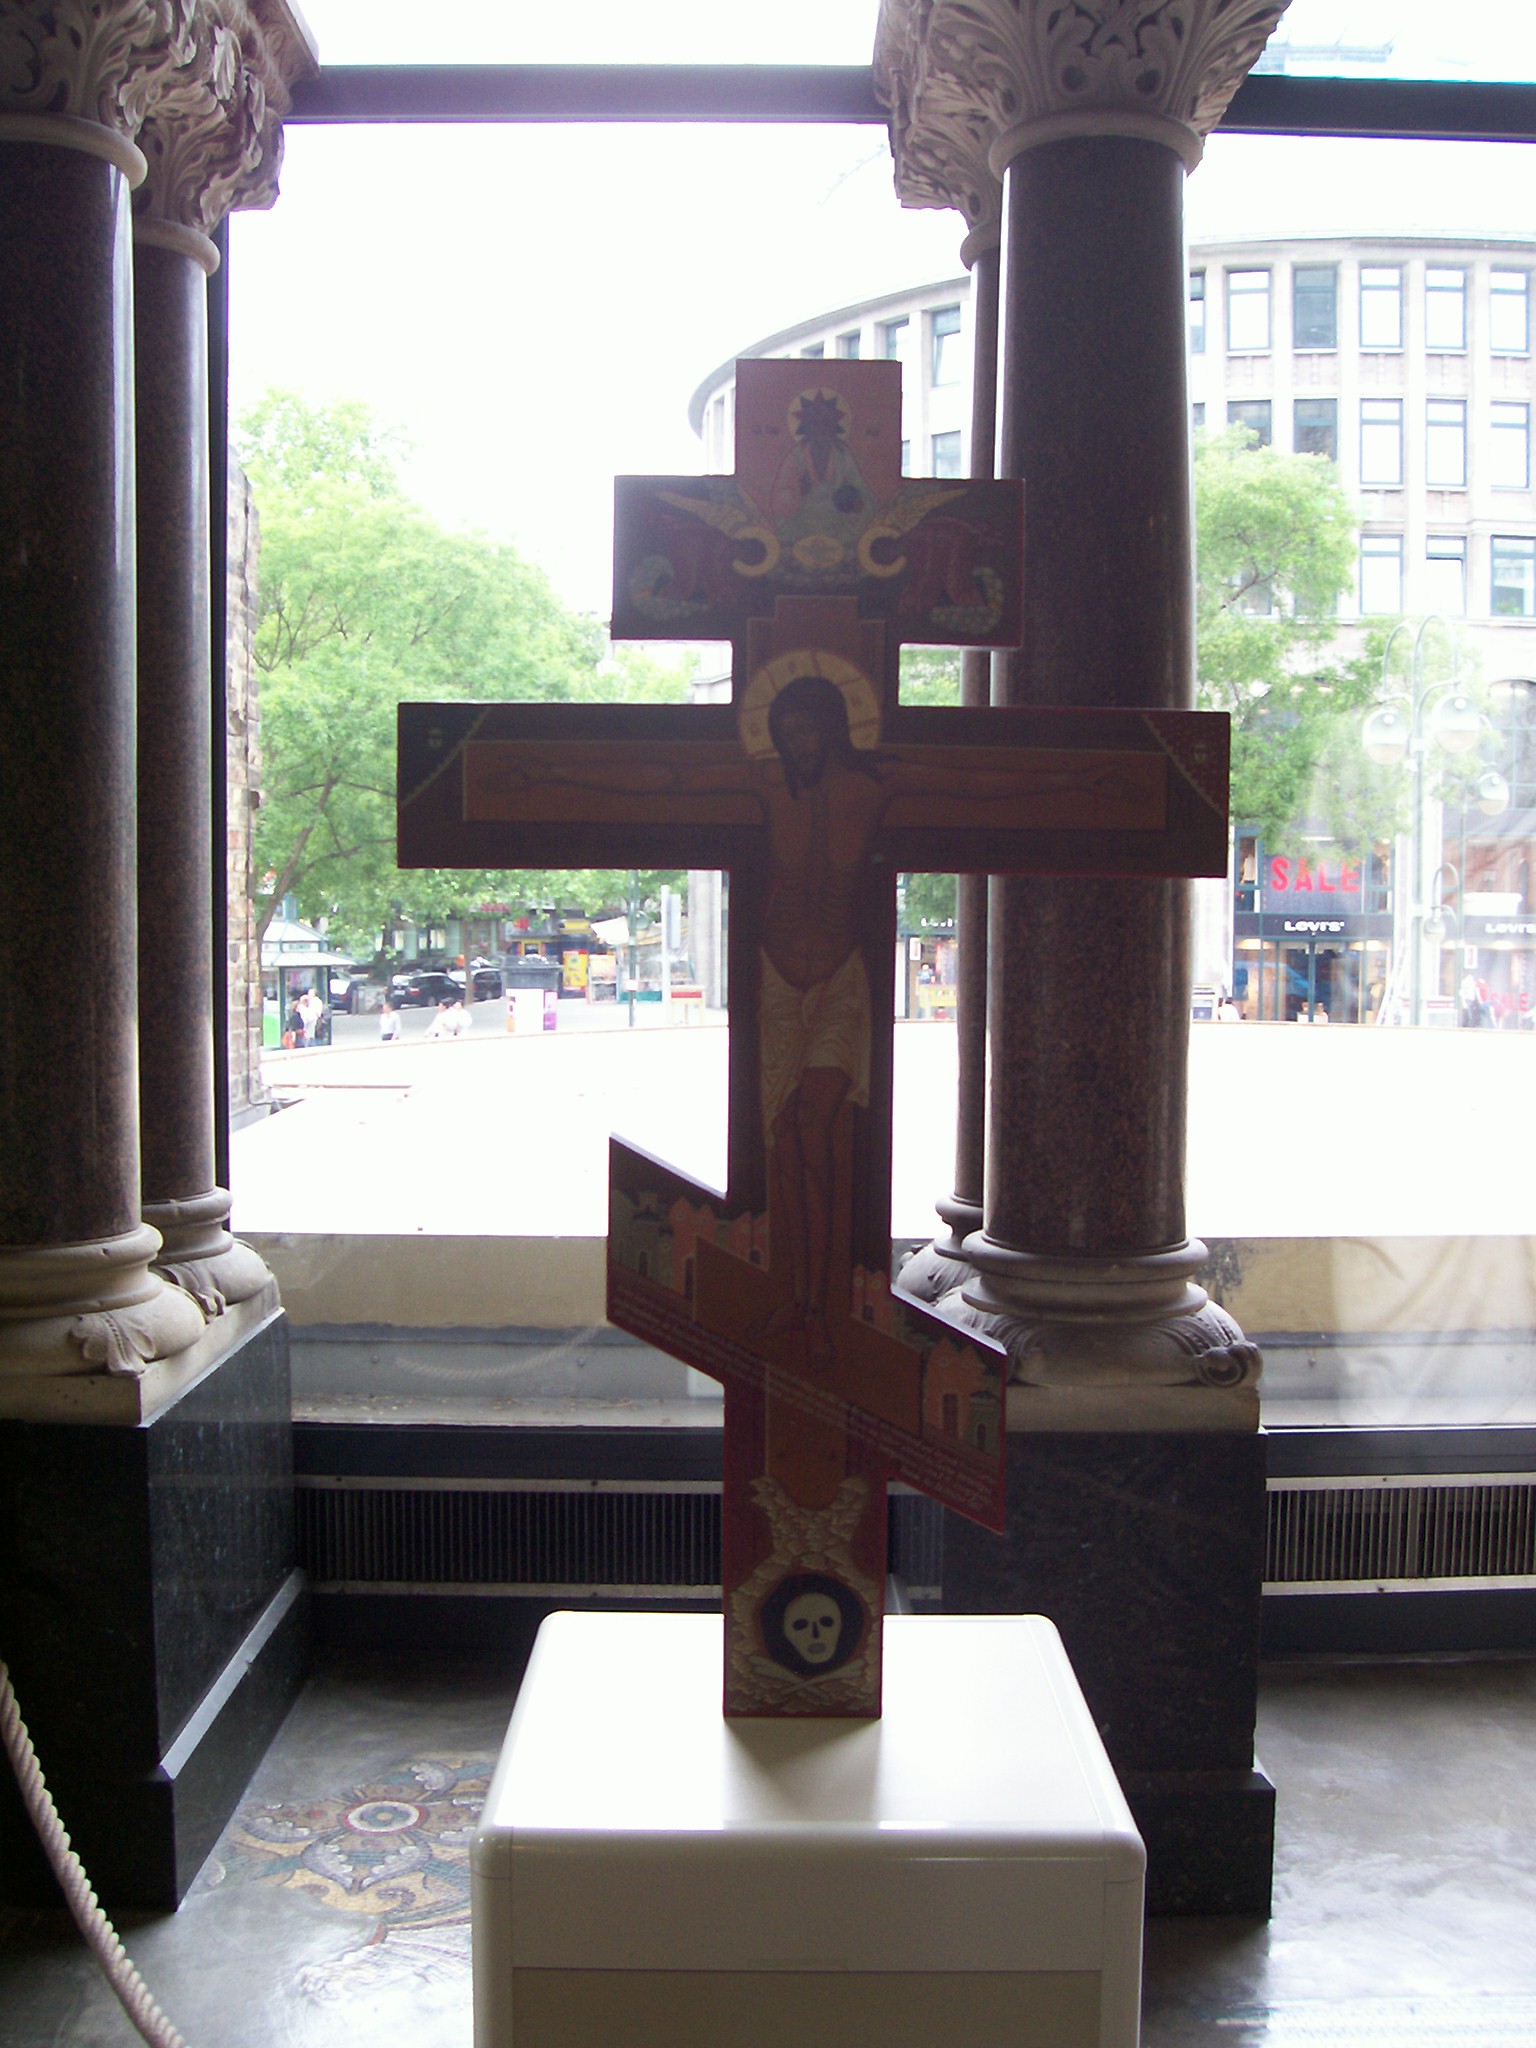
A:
[399, 358, 1228, 1718]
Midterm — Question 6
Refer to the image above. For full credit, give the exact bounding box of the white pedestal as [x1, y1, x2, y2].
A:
[473, 1612, 1144, 2048]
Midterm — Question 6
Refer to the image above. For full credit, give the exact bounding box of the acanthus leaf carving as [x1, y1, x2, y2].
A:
[1, 0, 196, 139]
[876, 0, 1293, 191]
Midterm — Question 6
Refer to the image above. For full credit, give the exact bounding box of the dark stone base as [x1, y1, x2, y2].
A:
[1119, 1767, 1275, 1917]
[0, 1309, 308, 1909]
[941, 1429, 1271, 1916]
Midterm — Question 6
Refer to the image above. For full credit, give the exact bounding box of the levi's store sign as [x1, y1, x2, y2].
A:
[1262, 851, 1364, 912]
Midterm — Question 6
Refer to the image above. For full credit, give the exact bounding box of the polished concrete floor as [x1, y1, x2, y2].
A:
[1, 1649, 1534, 2047]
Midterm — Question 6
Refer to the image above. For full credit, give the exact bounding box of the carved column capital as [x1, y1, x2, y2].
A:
[876, 0, 1290, 183]
[874, 10, 1002, 256]
[134, 0, 317, 261]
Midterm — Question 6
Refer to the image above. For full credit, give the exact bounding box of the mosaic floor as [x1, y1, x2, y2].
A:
[0, 1650, 1534, 2046]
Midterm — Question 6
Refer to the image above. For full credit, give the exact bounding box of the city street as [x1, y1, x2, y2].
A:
[231, 1007, 1536, 1242]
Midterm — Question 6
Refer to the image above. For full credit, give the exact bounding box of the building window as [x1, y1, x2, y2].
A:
[1491, 402, 1531, 490]
[1293, 264, 1337, 350]
[800, 341, 824, 359]
[880, 317, 910, 363]
[1425, 398, 1467, 487]
[1192, 401, 1206, 430]
[1490, 269, 1531, 354]
[1228, 399, 1272, 447]
[1294, 397, 1337, 461]
[931, 430, 963, 478]
[930, 305, 962, 387]
[1360, 265, 1403, 349]
[1492, 536, 1536, 616]
[1189, 271, 1206, 353]
[1360, 397, 1403, 486]
[1226, 269, 1270, 352]
[836, 330, 861, 359]
[1359, 533, 1404, 615]
[1425, 267, 1467, 351]
[900, 438, 911, 477]
[1425, 536, 1467, 616]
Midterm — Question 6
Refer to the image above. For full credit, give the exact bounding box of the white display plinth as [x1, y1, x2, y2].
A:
[473, 1612, 1144, 2048]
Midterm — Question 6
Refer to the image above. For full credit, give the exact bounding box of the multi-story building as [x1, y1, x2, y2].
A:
[690, 237, 1536, 1025]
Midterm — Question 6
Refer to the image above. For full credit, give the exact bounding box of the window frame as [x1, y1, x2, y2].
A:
[1227, 398, 1273, 448]
[879, 316, 910, 362]
[1424, 534, 1468, 616]
[1294, 396, 1338, 461]
[1225, 267, 1271, 353]
[1359, 263, 1404, 351]
[1490, 268, 1531, 355]
[836, 329, 861, 359]
[1360, 396, 1404, 487]
[1425, 396, 1467, 488]
[1491, 401, 1531, 490]
[1189, 269, 1206, 354]
[930, 428, 963, 478]
[929, 303, 962, 388]
[1424, 265, 1467, 352]
[1359, 531, 1405, 615]
[1491, 534, 1536, 617]
[1292, 262, 1338, 351]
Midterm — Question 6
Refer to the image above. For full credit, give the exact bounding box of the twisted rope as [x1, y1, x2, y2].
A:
[0, 1659, 188, 2048]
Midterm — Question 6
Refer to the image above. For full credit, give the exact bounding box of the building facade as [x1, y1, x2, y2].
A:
[691, 236, 1536, 1024]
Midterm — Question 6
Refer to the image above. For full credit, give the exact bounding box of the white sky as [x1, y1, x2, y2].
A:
[229, 0, 1536, 616]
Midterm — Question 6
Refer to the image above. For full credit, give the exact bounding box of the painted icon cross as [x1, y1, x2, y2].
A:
[399, 359, 1228, 1718]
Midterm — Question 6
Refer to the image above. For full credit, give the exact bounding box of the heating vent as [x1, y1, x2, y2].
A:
[297, 1478, 943, 1599]
[1267, 1475, 1536, 1594]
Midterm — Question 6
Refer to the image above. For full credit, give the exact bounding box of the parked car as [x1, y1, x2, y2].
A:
[329, 973, 376, 1013]
[389, 970, 463, 1009]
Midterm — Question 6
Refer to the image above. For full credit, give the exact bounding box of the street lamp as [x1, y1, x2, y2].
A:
[1362, 616, 1508, 1025]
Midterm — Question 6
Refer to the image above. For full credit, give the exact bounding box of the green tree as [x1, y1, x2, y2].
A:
[1194, 427, 1396, 851]
[239, 393, 694, 954]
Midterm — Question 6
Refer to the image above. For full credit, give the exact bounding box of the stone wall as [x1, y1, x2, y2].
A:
[226, 462, 267, 1124]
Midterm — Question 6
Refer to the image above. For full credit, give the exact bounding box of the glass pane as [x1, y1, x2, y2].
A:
[1491, 403, 1531, 489]
[1293, 264, 1338, 349]
[1490, 270, 1531, 354]
[1424, 538, 1467, 614]
[294, 0, 885, 64]
[1360, 400, 1402, 484]
[1226, 270, 1271, 351]
[1424, 268, 1467, 350]
[1253, 0, 1536, 83]
[1425, 399, 1466, 486]
[1360, 266, 1403, 349]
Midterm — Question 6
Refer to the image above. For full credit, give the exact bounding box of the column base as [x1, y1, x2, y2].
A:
[951, 1235, 1262, 1429]
[145, 1187, 273, 1316]
[0, 1305, 306, 1909]
[941, 1428, 1270, 1916]
[0, 1223, 207, 1389]
[895, 1196, 982, 1305]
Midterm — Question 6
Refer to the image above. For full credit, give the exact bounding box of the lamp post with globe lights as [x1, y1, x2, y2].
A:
[1362, 616, 1509, 1025]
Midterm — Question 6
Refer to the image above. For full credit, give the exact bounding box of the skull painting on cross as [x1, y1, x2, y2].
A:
[759, 1571, 866, 1680]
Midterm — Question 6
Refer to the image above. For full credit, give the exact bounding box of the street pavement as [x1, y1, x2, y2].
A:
[231, 1004, 1536, 1241]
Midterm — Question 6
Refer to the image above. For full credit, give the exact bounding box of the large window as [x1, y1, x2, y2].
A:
[1359, 264, 1404, 349]
[930, 429, 962, 478]
[1228, 399, 1272, 448]
[1226, 268, 1270, 352]
[1359, 533, 1404, 614]
[930, 304, 962, 387]
[1188, 270, 1205, 353]
[836, 329, 861, 358]
[1425, 398, 1467, 487]
[1425, 535, 1467, 615]
[1294, 397, 1337, 461]
[1493, 536, 1536, 616]
[879, 316, 911, 364]
[1360, 397, 1404, 486]
[1292, 264, 1337, 350]
[1491, 402, 1531, 490]
[1490, 268, 1531, 354]
[1425, 266, 1467, 351]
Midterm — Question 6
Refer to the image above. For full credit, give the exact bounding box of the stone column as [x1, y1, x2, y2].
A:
[876, 0, 1288, 1915]
[0, 7, 207, 1401]
[131, 8, 303, 1318]
[873, 47, 1004, 1303]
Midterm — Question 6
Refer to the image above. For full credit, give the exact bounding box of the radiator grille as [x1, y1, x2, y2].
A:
[297, 1478, 943, 1599]
[1266, 1475, 1536, 1593]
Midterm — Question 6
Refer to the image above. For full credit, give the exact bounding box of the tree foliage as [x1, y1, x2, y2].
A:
[239, 393, 693, 955]
[1194, 427, 1396, 851]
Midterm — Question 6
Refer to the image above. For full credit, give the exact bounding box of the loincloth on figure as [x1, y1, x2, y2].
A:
[759, 949, 872, 1137]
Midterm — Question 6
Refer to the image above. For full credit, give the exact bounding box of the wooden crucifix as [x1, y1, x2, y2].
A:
[399, 359, 1228, 1719]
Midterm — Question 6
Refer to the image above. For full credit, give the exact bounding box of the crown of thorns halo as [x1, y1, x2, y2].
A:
[737, 650, 882, 759]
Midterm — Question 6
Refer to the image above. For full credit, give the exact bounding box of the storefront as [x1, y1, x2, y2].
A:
[1233, 836, 1393, 1024]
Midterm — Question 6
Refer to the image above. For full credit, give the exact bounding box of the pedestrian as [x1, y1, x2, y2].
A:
[296, 985, 324, 1047]
[424, 1000, 454, 1041]
[379, 999, 400, 1043]
[284, 996, 303, 1050]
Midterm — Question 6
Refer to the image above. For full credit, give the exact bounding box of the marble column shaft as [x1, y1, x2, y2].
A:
[987, 137, 1192, 1259]
[0, 143, 143, 1248]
